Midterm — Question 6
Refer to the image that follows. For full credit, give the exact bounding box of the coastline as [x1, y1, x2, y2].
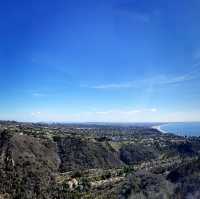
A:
[151, 125, 167, 133]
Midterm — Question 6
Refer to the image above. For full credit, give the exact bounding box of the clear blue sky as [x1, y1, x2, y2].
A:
[0, 0, 200, 122]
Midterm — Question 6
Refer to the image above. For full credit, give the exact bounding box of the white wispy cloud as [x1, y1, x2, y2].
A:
[94, 108, 156, 115]
[3, 108, 200, 123]
[28, 108, 158, 123]
[130, 12, 150, 23]
[153, 74, 196, 85]
[29, 108, 200, 123]
[84, 70, 200, 90]
[193, 49, 200, 60]
[24, 89, 48, 97]
[31, 111, 41, 116]
[89, 82, 135, 89]
[114, 2, 152, 23]
[116, 10, 151, 23]
[32, 92, 47, 97]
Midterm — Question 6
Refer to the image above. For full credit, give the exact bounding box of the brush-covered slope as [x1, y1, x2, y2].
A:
[119, 144, 159, 165]
[0, 130, 60, 199]
[167, 158, 200, 198]
[54, 136, 124, 171]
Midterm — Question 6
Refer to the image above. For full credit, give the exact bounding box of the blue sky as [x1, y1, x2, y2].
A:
[0, 0, 200, 122]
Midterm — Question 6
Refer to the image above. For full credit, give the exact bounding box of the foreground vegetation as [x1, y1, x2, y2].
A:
[0, 121, 200, 198]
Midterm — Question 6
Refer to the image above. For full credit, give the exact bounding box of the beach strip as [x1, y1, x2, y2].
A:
[151, 125, 167, 133]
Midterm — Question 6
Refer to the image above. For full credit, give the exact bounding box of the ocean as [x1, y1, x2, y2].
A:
[159, 122, 200, 137]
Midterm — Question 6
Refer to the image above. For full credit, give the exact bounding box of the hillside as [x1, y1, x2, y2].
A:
[55, 136, 124, 172]
[0, 122, 199, 198]
[167, 158, 200, 198]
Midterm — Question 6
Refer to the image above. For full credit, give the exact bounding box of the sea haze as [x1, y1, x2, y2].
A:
[160, 122, 200, 137]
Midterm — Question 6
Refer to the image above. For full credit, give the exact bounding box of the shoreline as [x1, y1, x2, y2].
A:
[151, 125, 167, 133]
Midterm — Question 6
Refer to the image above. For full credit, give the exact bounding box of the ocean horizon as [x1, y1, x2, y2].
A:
[159, 122, 200, 137]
